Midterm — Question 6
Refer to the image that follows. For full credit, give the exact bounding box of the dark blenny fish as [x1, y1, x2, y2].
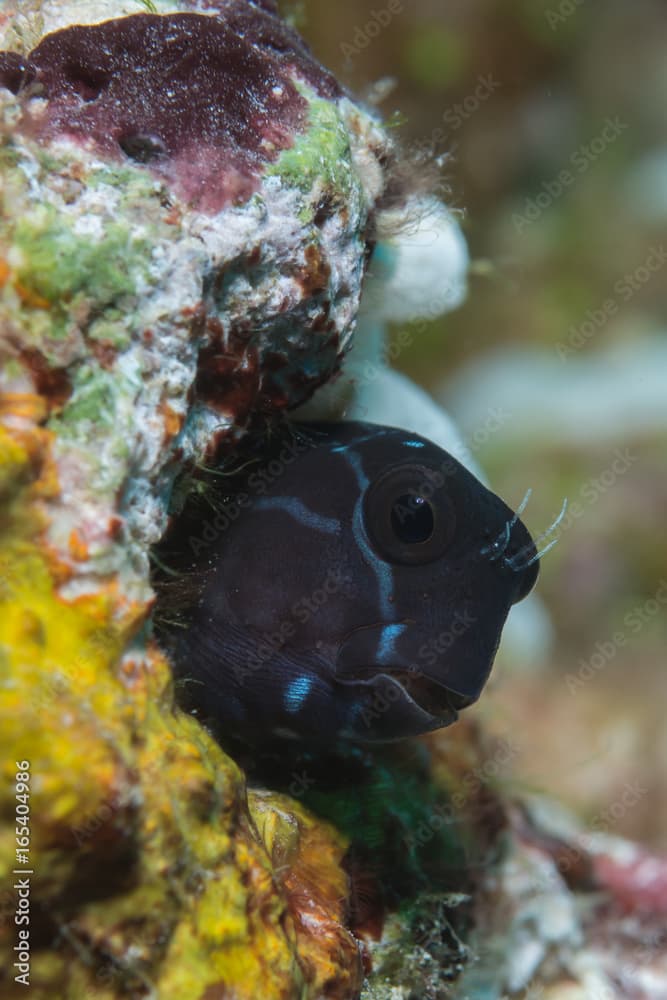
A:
[154, 422, 540, 746]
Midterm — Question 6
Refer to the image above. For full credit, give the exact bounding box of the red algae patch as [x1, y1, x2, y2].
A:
[0, 7, 341, 211]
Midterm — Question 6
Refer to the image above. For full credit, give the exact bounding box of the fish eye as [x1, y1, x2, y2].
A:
[364, 464, 456, 565]
[390, 494, 435, 544]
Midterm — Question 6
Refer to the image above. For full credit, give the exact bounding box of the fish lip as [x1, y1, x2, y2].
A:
[339, 666, 473, 724]
[511, 555, 540, 604]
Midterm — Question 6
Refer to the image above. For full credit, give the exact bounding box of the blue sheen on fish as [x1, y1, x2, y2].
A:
[154, 421, 539, 745]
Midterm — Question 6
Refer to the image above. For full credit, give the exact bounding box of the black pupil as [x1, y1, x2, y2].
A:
[390, 494, 434, 544]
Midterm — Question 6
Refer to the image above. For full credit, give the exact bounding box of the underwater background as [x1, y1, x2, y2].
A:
[298, 0, 667, 850]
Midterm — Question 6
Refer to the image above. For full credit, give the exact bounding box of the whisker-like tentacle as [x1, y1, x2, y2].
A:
[513, 487, 534, 520]
[512, 536, 560, 572]
[505, 497, 568, 571]
[482, 487, 532, 561]
[482, 521, 510, 561]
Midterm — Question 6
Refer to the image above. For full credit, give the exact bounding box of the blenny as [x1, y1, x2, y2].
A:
[154, 421, 543, 745]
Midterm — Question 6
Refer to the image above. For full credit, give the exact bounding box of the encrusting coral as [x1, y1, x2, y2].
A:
[0, 0, 392, 605]
[0, 1, 390, 996]
[0, 427, 365, 1000]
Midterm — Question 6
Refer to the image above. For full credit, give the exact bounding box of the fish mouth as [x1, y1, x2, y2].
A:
[389, 670, 475, 719]
[341, 666, 475, 724]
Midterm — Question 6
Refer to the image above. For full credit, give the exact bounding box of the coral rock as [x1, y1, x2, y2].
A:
[0, 2, 393, 997]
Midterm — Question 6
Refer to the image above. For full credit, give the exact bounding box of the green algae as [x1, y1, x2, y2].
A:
[267, 90, 365, 221]
[260, 742, 471, 917]
[13, 206, 146, 313]
[53, 364, 130, 432]
[0, 142, 159, 353]
[87, 311, 132, 350]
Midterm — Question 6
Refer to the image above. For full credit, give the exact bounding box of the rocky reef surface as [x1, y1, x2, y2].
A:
[0, 2, 389, 995]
